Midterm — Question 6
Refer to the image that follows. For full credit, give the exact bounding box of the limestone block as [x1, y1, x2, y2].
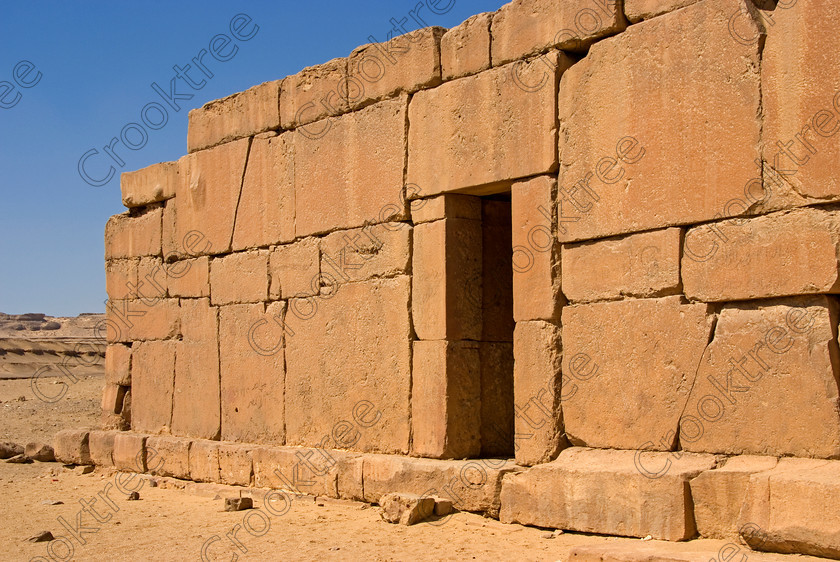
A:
[561, 296, 714, 450]
[320, 223, 411, 285]
[146, 436, 191, 479]
[106, 259, 138, 300]
[557, 0, 762, 242]
[131, 340, 176, 434]
[189, 440, 220, 483]
[499, 447, 717, 540]
[625, 0, 703, 22]
[232, 132, 295, 250]
[105, 344, 131, 386]
[105, 207, 162, 259]
[513, 321, 565, 466]
[563, 228, 682, 303]
[491, 0, 626, 64]
[682, 209, 840, 301]
[209, 250, 269, 305]
[218, 302, 286, 444]
[480, 342, 514, 458]
[408, 54, 569, 196]
[681, 296, 840, 458]
[441, 13, 491, 80]
[285, 276, 411, 454]
[88, 430, 117, 467]
[294, 97, 407, 237]
[279, 58, 348, 129]
[269, 238, 320, 299]
[120, 160, 178, 208]
[53, 429, 91, 465]
[411, 194, 481, 224]
[113, 432, 147, 472]
[412, 341, 481, 459]
[252, 446, 343, 498]
[187, 80, 281, 152]
[218, 443, 255, 486]
[106, 298, 180, 343]
[136, 257, 168, 301]
[167, 256, 210, 298]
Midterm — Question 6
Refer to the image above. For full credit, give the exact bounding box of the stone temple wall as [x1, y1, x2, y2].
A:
[89, 0, 840, 556]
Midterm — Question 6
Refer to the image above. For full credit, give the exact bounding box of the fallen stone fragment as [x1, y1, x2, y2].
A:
[6, 454, 32, 464]
[127, 492, 140, 501]
[224, 497, 253, 512]
[25, 443, 55, 462]
[379, 493, 435, 526]
[433, 498, 454, 517]
[0, 442, 23, 459]
[26, 531, 53, 543]
[41, 500, 63, 506]
[74, 465, 94, 475]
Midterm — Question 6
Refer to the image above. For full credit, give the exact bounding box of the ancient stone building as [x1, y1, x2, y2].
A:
[60, 0, 840, 557]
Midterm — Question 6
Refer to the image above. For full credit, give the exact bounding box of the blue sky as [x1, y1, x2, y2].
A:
[0, 0, 507, 317]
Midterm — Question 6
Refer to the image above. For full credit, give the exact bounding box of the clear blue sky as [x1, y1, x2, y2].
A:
[0, 0, 507, 317]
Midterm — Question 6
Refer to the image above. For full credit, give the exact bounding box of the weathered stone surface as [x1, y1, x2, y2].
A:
[146, 436, 191, 479]
[136, 257, 168, 301]
[219, 302, 285, 444]
[567, 540, 809, 561]
[25, 442, 55, 462]
[690, 455, 778, 539]
[113, 432, 147, 472]
[210, 250, 269, 305]
[252, 446, 344, 497]
[0, 442, 23, 459]
[217, 443, 254, 486]
[562, 296, 714, 450]
[285, 277, 411, 453]
[53, 429, 91, 465]
[121, 160, 178, 208]
[106, 298, 180, 343]
[412, 218, 482, 341]
[379, 492, 435, 525]
[295, 98, 407, 237]
[166, 256, 210, 298]
[762, 0, 840, 202]
[88, 430, 117, 467]
[102, 383, 127, 414]
[232, 132, 295, 250]
[557, 0, 762, 242]
[682, 209, 840, 302]
[105, 344, 131, 386]
[482, 199, 514, 342]
[441, 13, 491, 80]
[412, 341, 481, 459]
[739, 458, 840, 558]
[270, 238, 320, 299]
[563, 228, 682, 303]
[491, 0, 625, 64]
[131, 340, 176, 434]
[189, 440, 220, 483]
[480, 342, 514, 458]
[320, 223, 411, 285]
[408, 54, 569, 196]
[512, 176, 563, 321]
[513, 321, 565, 466]
[362, 454, 517, 516]
[105, 207, 162, 259]
[106, 259, 138, 300]
[624, 0, 703, 22]
[348, 27, 444, 109]
[188, 80, 281, 152]
[500, 447, 716, 540]
[171, 139, 249, 256]
[411, 194, 481, 224]
[279, 58, 348, 128]
[681, 296, 840, 458]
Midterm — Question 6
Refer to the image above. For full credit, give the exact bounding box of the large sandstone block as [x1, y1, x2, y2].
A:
[411, 194, 481, 224]
[131, 340, 176, 434]
[105, 207, 162, 259]
[491, 0, 626, 64]
[481, 199, 514, 342]
[217, 443, 254, 486]
[762, 0, 840, 202]
[412, 218, 482, 341]
[681, 296, 840, 458]
[166, 256, 210, 298]
[232, 132, 295, 250]
[209, 250, 269, 305]
[682, 209, 840, 301]
[113, 433, 147, 472]
[252, 446, 350, 498]
[105, 259, 138, 300]
[347, 27, 444, 109]
[136, 257, 168, 301]
[739, 458, 840, 558]
[362, 454, 518, 516]
[189, 440, 220, 483]
[285, 276, 411, 453]
[512, 176, 563, 321]
[480, 342, 514, 457]
[278, 58, 348, 129]
[557, 0, 763, 242]
[218, 302, 285, 444]
[441, 13, 491, 80]
[513, 321, 565, 466]
[500, 447, 717, 540]
[88, 430, 117, 467]
[294, 98, 407, 237]
[412, 341, 481, 459]
[269, 238, 320, 299]
[170, 139, 249, 256]
[624, 0, 703, 22]
[567, 541, 805, 562]
[320, 223, 411, 285]
[146, 436, 191, 479]
[187, 80, 281, 153]
[408, 54, 569, 196]
[120, 160, 178, 208]
[53, 429, 91, 465]
[105, 344, 131, 386]
[561, 296, 714, 450]
[563, 228, 682, 303]
[105, 298, 180, 343]
[690, 455, 778, 539]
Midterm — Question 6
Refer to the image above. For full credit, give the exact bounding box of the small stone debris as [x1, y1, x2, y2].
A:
[26, 531, 53, 543]
[329, 547, 340, 551]
[379, 493, 435, 526]
[25, 443, 56, 462]
[0, 442, 24, 459]
[127, 492, 141, 501]
[641, 535, 653, 541]
[6, 454, 33, 464]
[359, 504, 369, 510]
[541, 529, 564, 539]
[41, 500, 64, 506]
[433, 497, 454, 516]
[74, 465, 94, 475]
[16, 395, 26, 402]
[224, 497, 253, 512]
[317, 502, 325, 507]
